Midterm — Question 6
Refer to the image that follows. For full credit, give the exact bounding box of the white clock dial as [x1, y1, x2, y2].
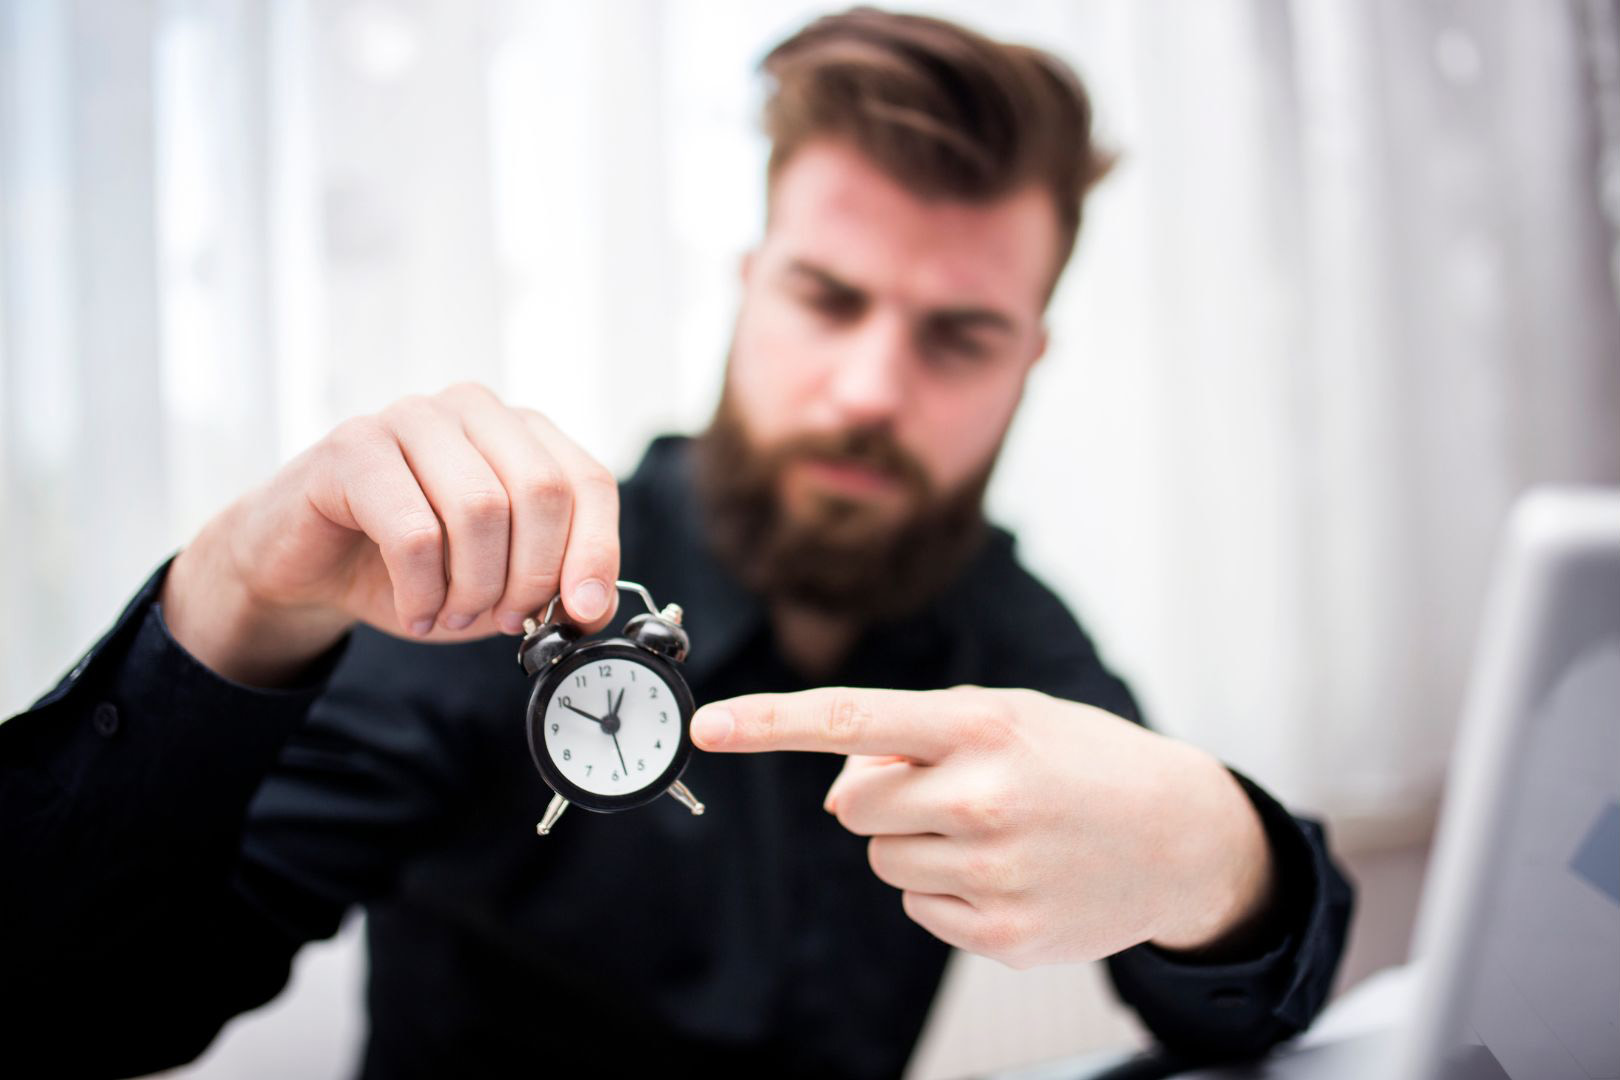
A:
[543, 657, 682, 796]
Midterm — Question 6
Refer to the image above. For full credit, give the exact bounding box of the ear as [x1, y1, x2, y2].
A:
[1030, 324, 1049, 368]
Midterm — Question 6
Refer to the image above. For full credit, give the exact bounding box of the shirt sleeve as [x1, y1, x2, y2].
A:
[971, 540, 1355, 1061]
[0, 556, 352, 1076]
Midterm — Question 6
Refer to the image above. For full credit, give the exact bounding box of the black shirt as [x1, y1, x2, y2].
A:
[1, 436, 1352, 1078]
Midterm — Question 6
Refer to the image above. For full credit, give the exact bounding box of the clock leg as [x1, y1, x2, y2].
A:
[536, 793, 569, 836]
[666, 779, 705, 816]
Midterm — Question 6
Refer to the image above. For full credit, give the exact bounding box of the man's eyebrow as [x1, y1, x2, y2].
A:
[784, 260, 864, 296]
[787, 259, 1019, 333]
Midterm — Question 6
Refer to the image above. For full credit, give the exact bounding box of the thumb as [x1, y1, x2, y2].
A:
[823, 754, 905, 814]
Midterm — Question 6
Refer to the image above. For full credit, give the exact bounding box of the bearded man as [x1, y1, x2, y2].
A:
[1, 9, 1350, 1078]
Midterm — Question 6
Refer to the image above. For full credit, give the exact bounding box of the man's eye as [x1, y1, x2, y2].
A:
[927, 330, 989, 362]
[806, 290, 862, 319]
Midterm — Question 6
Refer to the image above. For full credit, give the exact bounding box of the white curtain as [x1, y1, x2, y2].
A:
[5, 0, 1620, 879]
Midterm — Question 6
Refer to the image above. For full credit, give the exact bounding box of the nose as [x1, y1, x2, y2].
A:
[825, 310, 909, 428]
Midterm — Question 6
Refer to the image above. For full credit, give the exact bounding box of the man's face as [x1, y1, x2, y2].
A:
[695, 139, 1058, 620]
[731, 139, 1055, 527]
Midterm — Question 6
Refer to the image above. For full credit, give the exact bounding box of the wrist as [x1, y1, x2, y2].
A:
[161, 504, 354, 688]
[1149, 753, 1278, 956]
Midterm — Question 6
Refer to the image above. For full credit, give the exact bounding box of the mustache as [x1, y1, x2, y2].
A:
[763, 425, 933, 498]
[693, 384, 994, 621]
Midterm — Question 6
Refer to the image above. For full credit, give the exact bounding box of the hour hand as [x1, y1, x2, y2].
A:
[561, 701, 605, 726]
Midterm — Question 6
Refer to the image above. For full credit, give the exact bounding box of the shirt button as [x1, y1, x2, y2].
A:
[1209, 987, 1250, 1009]
[92, 702, 121, 738]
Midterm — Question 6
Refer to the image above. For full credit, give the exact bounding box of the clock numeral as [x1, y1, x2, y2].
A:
[559, 695, 572, 708]
[585, 765, 592, 776]
[562, 748, 572, 761]
[637, 758, 645, 771]
[655, 739, 662, 749]
[629, 668, 636, 681]
[597, 664, 613, 678]
[574, 674, 587, 688]
[648, 686, 658, 699]
[659, 711, 668, 723]
[611, 770, 620, 782]
[550, 723, 559, 735]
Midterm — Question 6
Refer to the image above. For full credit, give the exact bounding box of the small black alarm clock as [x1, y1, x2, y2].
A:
[516, 581, 706, 836]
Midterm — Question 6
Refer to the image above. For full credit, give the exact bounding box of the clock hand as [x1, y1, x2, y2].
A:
[561, 701, 605, 726]
[611, 731, 630, 778]
[612, 686, 625, 720]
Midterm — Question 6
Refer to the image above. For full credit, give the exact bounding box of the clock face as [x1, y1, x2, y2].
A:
[539, 648, 687, 800]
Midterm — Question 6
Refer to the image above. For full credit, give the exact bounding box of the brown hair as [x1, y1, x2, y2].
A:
[761, 7, 1115, 293]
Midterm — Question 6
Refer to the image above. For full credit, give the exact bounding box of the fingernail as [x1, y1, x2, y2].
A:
[409, 618, 435, 637]
[497, 611, 526, 635]
[691, 708, 733, 748]
[444, 612, 476, 631]
[823, 794, 838, 814]
[572, 579, 608, 621]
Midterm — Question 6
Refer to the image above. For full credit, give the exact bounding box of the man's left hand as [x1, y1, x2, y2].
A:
[691, 686, 1275, 969]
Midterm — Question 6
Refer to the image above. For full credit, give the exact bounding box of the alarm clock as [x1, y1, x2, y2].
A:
[517, 581, 706, 836]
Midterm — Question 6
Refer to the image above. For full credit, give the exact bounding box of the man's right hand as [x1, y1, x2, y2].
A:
[160, 382, 620, 687]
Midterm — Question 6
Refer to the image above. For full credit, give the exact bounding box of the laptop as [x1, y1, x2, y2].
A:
[1392, 486, 1620, 1080]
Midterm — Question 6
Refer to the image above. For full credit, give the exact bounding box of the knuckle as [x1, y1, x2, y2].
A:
[825, 692, 873, 747]
[754, 699, 781, 743]
[503, 567, 562, 603]
[865, 838, 891, 880]
[514, 467, 571, 511]
[452, 486, 510, 529]
[945, 795, 982, 831]
[955, 689, 1016, 751]
[836, 801, 870, 837]
[946, 783, 1016, 833]
[971, 907, 1030, 960]
[327, 415, 388, 457]
[577, 462, 619, 500]
[963, 850, 1012, 896]
[388, 515, 444, 565]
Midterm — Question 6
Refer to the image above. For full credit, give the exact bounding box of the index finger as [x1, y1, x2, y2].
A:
[691, 687, 964, 762]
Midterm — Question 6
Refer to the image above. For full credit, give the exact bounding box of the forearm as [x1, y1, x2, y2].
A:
[7, 558, 341, 840]
[1, 557, 353, 1072]
[2, 557, 346, 963]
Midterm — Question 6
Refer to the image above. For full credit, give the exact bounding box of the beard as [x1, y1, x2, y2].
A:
[691, 382, 997, 624]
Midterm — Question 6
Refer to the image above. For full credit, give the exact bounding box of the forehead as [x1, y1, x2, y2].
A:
[765, 140, 1058, 315]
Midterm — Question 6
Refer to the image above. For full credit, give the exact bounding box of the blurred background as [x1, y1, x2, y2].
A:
[1, 0, 1617, 1077]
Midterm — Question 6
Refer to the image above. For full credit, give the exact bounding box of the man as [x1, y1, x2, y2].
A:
[1, 9, 1351, 1078]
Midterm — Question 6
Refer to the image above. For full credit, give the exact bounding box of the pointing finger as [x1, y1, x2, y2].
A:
[691, 687, 966, 762]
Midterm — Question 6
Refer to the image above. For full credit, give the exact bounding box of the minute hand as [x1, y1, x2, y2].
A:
[608, 687, 630, 776]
